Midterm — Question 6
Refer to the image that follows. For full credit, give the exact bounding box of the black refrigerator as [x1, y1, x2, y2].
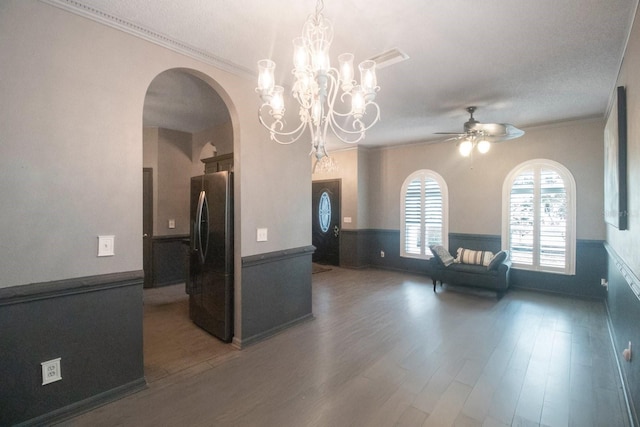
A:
[188, 172, 233, 342]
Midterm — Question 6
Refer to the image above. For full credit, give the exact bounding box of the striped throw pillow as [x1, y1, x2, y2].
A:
[455, 248, 494, 266]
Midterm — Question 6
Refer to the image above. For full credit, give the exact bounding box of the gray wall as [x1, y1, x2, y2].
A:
[0, 0, 311, 285]
[605, 4, 640, 424]
[312, 148, 360, 230]
[608, 3, 640, 276]
[311, 147, 373, 231]
[367, 118, 606, 240]
[143, 127, 192, 236]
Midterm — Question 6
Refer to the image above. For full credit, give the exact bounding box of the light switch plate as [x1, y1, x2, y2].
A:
[257, 228, 268, 242]
[98, 235, 115, 257]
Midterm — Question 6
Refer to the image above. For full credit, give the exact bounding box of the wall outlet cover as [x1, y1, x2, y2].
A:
[98, 235, 115, 257]
[41, 358, 62, 385]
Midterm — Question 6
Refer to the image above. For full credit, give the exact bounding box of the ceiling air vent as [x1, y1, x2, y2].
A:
[368, 48, 409, 69]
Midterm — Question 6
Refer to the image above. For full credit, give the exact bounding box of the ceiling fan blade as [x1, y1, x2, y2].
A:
[482, 123, 525, 142]
[475, 123, 506, 135]
[435, 107, 525, 144]
[439, 135, 465, 143]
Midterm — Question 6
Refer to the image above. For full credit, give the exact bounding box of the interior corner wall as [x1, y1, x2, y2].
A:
[143, 126, 159, 233]
[157, 128, 191, 236]
[357, 148, 371, 229]
[604, 4, 640, 425]
[312, 148, 359, 230]
[191, 121, 234, 177]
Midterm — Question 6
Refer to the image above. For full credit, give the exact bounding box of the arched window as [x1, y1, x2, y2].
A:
[502, 159, 576, 275]
[401, 170, 448, 259]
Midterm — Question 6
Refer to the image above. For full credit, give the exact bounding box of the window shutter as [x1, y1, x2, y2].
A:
[506, 163, 571, 274]
[424, 178, 443, 247]
[402, 170, 448, 259]
[404, 179, 422, 255]
[509, 169, 535, 265]
[539, 168, 567, 268]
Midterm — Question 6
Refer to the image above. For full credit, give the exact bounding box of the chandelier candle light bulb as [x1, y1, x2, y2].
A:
[339, 53, 355, 91]
[270, 86, 285, 119]
[256, 0, 381, 161]
[257, 59, 276, 100]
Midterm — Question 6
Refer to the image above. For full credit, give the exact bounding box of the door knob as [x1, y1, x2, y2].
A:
[143, 233, 149, 237]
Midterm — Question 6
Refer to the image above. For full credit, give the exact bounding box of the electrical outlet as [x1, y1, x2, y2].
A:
[380, 250, 385, 258]
[257, 228, 268, 242]
[41, 358, 62, 385]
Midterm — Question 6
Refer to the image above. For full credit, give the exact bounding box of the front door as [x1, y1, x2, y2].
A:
[312, 180, 341, 265]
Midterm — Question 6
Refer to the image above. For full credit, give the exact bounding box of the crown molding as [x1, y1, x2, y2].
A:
[39, 0, 255, 80]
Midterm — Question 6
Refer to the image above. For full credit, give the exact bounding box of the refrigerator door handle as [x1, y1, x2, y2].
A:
[195, 190, 210, 264]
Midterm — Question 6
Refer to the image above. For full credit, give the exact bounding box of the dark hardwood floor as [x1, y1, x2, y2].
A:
[141, 283, 238, 384]
[61, 267, 630, 427]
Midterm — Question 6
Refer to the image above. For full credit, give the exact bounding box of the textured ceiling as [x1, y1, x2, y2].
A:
[53, 0, 639, 147]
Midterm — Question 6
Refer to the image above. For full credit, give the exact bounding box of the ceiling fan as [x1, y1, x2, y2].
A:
[435, 106, 525, 156]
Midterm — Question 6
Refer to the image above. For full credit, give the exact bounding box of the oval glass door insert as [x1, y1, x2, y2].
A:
[319, 191, 331, 233]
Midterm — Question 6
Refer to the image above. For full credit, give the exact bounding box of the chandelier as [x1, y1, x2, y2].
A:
[256, 0, 380, 160]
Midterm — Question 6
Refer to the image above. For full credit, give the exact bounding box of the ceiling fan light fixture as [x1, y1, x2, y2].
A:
[477, 138, 491, 154]
[459, 139, 473, 157]
[436, 106, 525, 157]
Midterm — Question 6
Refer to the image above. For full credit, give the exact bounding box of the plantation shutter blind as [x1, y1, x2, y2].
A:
[404, 176, 443, 256]
[509, 167, 567, 269]
[424, 178, 443, 247]
[509, 169, 535, 265]
[404, 179, 422, 255]
[539, 168, 567, 268]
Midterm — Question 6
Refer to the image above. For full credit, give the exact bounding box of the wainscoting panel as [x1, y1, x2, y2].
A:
[449, 233, 502, 254]
[367, 229, 432, 274]
[340, 229, 373, 268]
[357, 230, 606, 298]
[152, 235, 189, 287]
[0, 271, 145, 426]
[238, 246, 314, 348]
[510, 240, 607, 299]
[606, 244, 640, 426]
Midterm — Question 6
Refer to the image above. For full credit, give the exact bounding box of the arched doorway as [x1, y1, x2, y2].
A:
[141, 68, 235, 382]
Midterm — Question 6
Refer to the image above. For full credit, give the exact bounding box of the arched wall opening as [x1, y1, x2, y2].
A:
[141, 68, 241, 372]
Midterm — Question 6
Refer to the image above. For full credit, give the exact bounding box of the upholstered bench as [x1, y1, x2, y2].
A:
[429, 246, 511, 298]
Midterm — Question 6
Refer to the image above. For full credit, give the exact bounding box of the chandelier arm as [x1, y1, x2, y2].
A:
[258, 113, 308, 145]
[320, 70, 341, 144]
[291, 77, 315, 111]
[326, 102, 381, 140]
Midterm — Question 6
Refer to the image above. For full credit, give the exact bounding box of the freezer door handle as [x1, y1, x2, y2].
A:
[195, 190, 210, 264]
